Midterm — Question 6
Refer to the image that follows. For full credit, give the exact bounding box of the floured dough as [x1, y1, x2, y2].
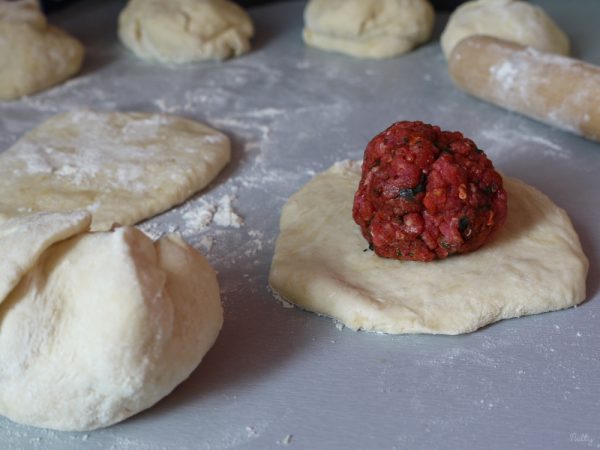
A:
[302, 0, 434, 59]
[119, 0, 254, 63]
[0, 0, 84, 100]
[0, 211, 223, 431]
[269, 161, 588, 335]
[0, 210, 90, 302]
[440, 0, 569, 59]
[0, 110, 230, 231]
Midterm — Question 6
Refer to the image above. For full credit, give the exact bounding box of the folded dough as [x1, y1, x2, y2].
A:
[269, 161, 588, 334]
[0, 211, 223, 430]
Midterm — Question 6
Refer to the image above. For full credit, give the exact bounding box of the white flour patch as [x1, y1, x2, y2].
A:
[213, 194, 244, 228]
[180, 199, 216, 232]
[137, 221, 179, 240]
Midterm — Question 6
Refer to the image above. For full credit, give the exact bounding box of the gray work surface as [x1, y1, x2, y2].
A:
[1, 1, 599, 449]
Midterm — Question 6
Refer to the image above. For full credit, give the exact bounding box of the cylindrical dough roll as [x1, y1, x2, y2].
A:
[448, 35, 600, 142]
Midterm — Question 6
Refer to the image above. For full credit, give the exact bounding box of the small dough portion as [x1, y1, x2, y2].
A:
[118, 0, 254, 63]
[0, 213, 223, 431]
[0, 110, 231, 231]
[303, 0, 434, 59]
[0, 0, 84, 100]
[440, 0, 569, 59]
[269, 161, 588, 335]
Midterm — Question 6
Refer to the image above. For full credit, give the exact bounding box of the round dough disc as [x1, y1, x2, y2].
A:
[0, 0, 84, 100]
[0, 110, 231, 231]
[269, 161, 588, 335]
[0, 213, 223, 431]
[118, 0, 254, 63]
[440, 0, 569, 59]
[302, 0, 434, 59]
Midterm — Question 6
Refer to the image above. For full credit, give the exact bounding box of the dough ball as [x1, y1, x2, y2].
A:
[0, 212, 223, 431]
[269, 161, 588, 335]
[0, 110, 231, 231]
[0, 0, 84, 100]
[302, 0, 434, 59]
[118, 0, 254, 63]
[440, 0, 569, 59]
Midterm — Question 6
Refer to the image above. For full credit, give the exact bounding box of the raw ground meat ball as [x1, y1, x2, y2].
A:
[352, 121, 507, 261]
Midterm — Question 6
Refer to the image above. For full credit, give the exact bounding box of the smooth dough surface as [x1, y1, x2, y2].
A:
[303, 0, 434, 59]
[269, 161, 588, 335]
[440, 0, 569, 59]
[119, 0, 254, 63]
[0, 110, 231, 231]
[0, 0, 84, 100]
[0, 210, 91, 303]
[0, 212, 223, 431]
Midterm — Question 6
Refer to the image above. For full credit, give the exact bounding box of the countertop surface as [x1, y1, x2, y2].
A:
[0, 1, 599, 449]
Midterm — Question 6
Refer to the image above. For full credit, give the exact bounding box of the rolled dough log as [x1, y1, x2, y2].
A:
[448, 35, 600, 142]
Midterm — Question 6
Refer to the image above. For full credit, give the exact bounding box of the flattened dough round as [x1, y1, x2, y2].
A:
[440, 0, 569, 59]
[303, 0, 434, 59]
[0, 0, 84, 100]
[0, 212, 223, 431]
[269, 161, 588, 335]
[0, 110, 230, 231]
[118, 0, 254, 63]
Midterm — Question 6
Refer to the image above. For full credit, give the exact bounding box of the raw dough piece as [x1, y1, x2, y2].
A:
[448, 36, 600, 142]
[0, 110, 231, 231]
[269, 161, 588, 335]
[0, 210, 90, 302]
[440, 0, 569, 59]
[0, 0, 84, 100]
[118, 0, 254, 63]
[302, 0, 434, 59]
[0, 212, 223, 431]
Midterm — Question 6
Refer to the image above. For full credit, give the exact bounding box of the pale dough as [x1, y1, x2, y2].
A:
[0, 210, 90, 302]
[269, 161, 588, 335]
[118, 0, 254, 63]
[440, 0, 569, 59]
[0, 0, 84, 100]
[0, 110, 231, 231]
[302, 0, 434, 59]
[0, 211, 223, 431]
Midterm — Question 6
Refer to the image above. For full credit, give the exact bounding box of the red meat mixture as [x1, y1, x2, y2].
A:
[352, 121, 507, 261]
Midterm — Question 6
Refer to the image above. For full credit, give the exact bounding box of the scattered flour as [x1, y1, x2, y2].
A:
[278, 434, 293, 445]
[268, 286, 295, 309]
[478, 119, 573, 160]
[137, 221, 179, 240]
[181, 200, 216, 231]
[197, 235, 215, 252]
[213, 194, 244, 228]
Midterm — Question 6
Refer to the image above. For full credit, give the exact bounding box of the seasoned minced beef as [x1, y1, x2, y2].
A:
[353, 121, 507, 261]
